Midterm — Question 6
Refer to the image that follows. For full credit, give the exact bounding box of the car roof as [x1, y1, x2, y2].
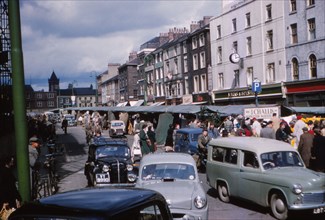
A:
[89, 136, 128, 147]
[208, 137, 296, 155]
[176, 128, 202, 134]
[11, 187, 167, 219]
[140, 152, 196, 166]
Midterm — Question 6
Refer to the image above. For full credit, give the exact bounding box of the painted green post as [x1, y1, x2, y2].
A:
[8, 0, 31, 202]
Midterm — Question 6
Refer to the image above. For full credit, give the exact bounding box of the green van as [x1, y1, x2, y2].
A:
[206, 137, 325, 220]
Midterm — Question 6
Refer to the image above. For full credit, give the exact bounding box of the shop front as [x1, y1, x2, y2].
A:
[213, 83, 284, 106]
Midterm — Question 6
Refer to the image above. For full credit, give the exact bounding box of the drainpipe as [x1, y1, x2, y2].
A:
[8, 0, 31, 202]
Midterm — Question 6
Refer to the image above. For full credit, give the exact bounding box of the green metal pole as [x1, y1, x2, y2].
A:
[8, 0, 31, 202]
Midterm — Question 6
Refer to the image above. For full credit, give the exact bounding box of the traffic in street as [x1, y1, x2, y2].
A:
[52, 123, 324, 220]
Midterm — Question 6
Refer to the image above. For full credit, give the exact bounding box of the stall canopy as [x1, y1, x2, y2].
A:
[283, 106, 325, 115]
[62, 104, 277, 116]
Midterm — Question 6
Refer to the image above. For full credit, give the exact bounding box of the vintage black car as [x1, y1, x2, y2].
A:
[84, 136, 137, 186]
[9, 187, 173, 220]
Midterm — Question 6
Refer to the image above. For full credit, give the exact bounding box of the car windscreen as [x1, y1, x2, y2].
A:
[95, 145, 129, 159]
[111, 122, 124, 127]
[141, 163, 196, 180]
[260, 151, 304, 169]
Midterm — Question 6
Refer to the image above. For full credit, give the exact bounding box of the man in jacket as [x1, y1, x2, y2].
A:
[298, 127, 314, 168]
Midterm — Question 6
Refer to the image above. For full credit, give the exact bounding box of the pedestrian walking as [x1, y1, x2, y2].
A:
[147, 126, 156, 153]
[276, 122, 290, 143]
[165, 124, 174, 150]
[251, 118, 262, 137]
[208, 123, 220, 139]
[298, 127, 314, 168]
[139, 124, 151, 156]
[260, 121, 275, 139]
[311, 128, 325, 172]
[271, 113, 281, 133]
[294, 115, 307, 145]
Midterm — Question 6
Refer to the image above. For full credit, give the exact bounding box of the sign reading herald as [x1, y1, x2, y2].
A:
[244, 106, 280, 119]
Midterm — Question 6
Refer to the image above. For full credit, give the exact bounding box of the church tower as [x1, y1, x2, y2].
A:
[48, 71, 60, 92]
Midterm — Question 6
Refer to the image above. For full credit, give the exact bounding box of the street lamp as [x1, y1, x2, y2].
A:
[90, 71, 98, 106]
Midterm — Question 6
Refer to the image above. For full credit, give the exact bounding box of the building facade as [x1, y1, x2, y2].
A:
[284, 0, 325, 106]
[210, 0, 286, 105]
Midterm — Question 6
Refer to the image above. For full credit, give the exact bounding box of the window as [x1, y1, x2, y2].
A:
[309, 54, 317, 78]
[290, 0, 297, 12]
[217, 25, 221, 39]
[212, 147, 224, 162]
[292, 58, 299, 80]
[174, 46, 177, 56]
[247, 67, 253, 86]
[185, 77, 189, 94]
[266, 63, 275, 83]
[218, 73, 224, 89]
[47, 93, 54, 98]
[193, 54, 198, 70]
[184, 56, 188, 72]
[199, 33, 205, 47]
[37, 101, 42, 107]
[246, 37, 252, 56]
[217, 46, 222, 63]
[266, 30, 273, 50]
[201, 74, 207, 92]
[183, 41, 187, 54]
[200, 52, 206, 69]
[307, 0, 315, 7]
[243, 151, 259, 168]
[308, 18, 316, 40]
[234, 70, 240, 87]
[232, 41, 238, 53]
[192, 37, 198, 49]
[165, 49, 169, 59]
[47, 101, 54, 107]
[174, 59, 178, 74]
[194, 75, 199, 93]
[245, 13, 251, 28]
[266, 4, 272, 21]
[36, 93, 42, 99]
[166, 61, 170, 73]
[291, 24, 298, 44]
[232, 18, 237, 33]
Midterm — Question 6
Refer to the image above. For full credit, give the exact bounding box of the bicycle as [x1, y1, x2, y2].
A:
[31, 164, 51, 200]
[44, 152, 62, 194]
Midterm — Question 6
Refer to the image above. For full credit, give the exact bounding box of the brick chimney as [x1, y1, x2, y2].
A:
[128, 51, 137, 61]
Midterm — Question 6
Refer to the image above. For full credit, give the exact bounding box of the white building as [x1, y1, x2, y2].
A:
[210, 0, 286, 105]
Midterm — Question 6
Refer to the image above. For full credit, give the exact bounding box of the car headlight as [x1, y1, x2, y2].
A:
[102, 164, 109, 172]
[128, 173, 137, 182]
[194, 196, 206, 209]
[292, 184, 303, 194]
[127, 164, 133, 171]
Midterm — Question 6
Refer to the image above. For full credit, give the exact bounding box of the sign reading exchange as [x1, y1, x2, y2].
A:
[244, 106, 280, 119]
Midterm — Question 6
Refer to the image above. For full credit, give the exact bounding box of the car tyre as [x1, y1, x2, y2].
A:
[218, 182, 230, 203]
[270, 193, 288, 220]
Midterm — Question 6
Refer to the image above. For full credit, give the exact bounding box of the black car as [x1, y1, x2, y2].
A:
[84, 136, 137, 186]
[9, 187, 173, 220]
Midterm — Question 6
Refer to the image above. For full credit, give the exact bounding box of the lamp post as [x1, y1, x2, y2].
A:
[90, 71, 98, 106]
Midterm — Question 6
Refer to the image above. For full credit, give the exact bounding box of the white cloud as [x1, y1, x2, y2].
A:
[20, 0, 221, 90]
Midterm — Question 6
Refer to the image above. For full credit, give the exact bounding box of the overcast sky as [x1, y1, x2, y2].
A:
[20, 0, 221, 91]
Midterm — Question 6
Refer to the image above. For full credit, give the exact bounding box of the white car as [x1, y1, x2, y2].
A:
[136, 153, 208, 220]
[109, 120, 126, 137]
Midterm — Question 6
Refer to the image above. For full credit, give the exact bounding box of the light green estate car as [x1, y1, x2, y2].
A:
[206, 137, 325, 220]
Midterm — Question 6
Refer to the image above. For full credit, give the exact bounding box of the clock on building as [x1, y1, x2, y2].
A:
[229, 53, 240, 63]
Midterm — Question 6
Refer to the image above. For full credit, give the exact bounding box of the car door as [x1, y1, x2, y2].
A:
[238, 150, 262, 203]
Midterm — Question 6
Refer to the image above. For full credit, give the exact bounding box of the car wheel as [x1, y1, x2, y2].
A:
[270, 193, 288, 220]
[218, 183, 230, 203]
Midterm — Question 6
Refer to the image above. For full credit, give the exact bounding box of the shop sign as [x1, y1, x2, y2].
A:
[228, 90, 254, 98]
[244, 106, 280, 119]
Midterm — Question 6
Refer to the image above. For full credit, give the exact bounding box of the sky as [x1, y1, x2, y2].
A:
[20, 0, 222, 91]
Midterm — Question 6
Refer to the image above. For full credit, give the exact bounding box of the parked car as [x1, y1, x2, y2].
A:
[84, 136, 137, 186]
[9, 187, 173, 220]
[206, 137, 325, 220]
[174, 128, 202, 155]
[109, 120, 126, 137]
[136, 152, 208, 219]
